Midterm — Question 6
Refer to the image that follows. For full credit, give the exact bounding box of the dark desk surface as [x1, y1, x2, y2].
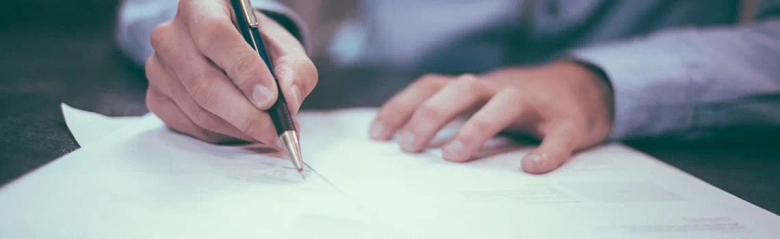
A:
[1, 1, 778, 217]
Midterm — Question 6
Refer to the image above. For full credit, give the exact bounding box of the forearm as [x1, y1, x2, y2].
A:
[571, 18, 780, 140]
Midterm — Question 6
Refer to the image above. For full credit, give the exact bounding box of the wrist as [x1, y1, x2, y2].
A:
[569, 60, 614, 114]
[561, 60, 615, 142]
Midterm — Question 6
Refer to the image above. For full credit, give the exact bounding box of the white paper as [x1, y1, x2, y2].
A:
[297, 109, 780, 239]
[1, 112, 399, 238]
[2, 107, 778, 238]
[61, 103, 149, 146]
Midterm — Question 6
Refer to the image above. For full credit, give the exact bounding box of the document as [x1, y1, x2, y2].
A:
[296, 110, 780, 239]
[0, 106, 777, 238]
[1, 109, 399, 238]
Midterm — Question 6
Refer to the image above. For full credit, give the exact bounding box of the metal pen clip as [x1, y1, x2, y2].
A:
[239, 0, 258, 27]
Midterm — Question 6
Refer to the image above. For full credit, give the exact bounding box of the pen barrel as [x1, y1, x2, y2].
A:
[269, 96, 296, 134]
[231, 0, 296, 135]
[250, 27, 296, 135]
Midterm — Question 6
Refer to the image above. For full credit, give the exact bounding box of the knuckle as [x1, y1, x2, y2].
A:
[299, 57, 319, 87]
[145, 90, 161, 113]
[143, 58, 157, 80]
[277, 55, 319, 85]
[417, 103, 444, 120]
[465, 119, 494, 136]
[149, 22, 172, 49]
[143, 56, 155, 71]
[143, 57, 166, 85]
[288, 57, 319, 94]
[302, 57, 318, 75]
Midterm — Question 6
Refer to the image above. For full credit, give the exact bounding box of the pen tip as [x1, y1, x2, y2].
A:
[299, 170, 306, 180]
[279, 130, 305, 176]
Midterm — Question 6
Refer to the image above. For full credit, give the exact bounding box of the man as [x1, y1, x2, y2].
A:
[116, 0, 780, 174]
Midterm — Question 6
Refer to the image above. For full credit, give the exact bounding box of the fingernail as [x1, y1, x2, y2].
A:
[252, 84, 273, 108]
[527, 153, 543, 164]
[291, 84, 303, 114]
[399, 131, 416, 151]
[370, 121, 384, 139]
[443, 140, 464, 161]
[524, 153, 548, 169]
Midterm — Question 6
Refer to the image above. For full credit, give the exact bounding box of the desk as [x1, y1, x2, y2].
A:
[0, 1, 778, 217]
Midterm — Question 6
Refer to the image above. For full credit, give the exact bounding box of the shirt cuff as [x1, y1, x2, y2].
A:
[569, 38, 696, 140]
[251, 0, 312, 56]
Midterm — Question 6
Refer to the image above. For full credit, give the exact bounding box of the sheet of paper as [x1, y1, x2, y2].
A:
[297, 109, 780, 239]
[61, 103, 148, 146]
[0, 112, 400, 238]
[3, 107, 779, 238]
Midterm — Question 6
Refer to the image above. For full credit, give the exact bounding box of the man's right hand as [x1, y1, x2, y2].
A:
[145, 0, 317, 144]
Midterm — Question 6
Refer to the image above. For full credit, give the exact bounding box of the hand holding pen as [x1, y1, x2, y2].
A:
[144, 0, 316, 170]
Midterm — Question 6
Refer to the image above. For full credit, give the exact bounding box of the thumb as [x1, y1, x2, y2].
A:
[521, 126, 578, 174]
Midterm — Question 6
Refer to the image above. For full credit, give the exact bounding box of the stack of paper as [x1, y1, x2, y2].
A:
[0, 105, 777, 238]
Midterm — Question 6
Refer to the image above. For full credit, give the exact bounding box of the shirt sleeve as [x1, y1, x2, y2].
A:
[115, 0, 310, 66]
[570, 17, 780, 140]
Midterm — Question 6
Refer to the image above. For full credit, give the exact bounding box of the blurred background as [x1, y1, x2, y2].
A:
[0, 0, 144, 186]
[0, 1, 117, 32]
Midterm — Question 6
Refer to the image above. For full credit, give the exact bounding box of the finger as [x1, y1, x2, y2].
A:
[270, 53, 317, 115]
[146, 88, 234, 144]
[521, 125, 578, 174]
[370, 74, 449, 141]
[248, 13, 317, 115]
[150, 18, 278, 145]
[442, 89, 526, 162]
[398, 74, 495, 152]
[178, 0, 279, 110]
[146, 54, 254, 143]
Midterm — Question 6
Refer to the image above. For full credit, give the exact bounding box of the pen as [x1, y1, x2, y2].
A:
[230, 0, 305, 178]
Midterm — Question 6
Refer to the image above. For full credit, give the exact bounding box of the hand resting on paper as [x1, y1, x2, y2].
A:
[144, 0, 317, 145]
[370, 61, 614, 174]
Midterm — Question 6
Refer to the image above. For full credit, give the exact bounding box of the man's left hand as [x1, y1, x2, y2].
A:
[370, 61, 615, 174]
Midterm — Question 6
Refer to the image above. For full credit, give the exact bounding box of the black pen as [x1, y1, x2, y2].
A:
[230, 0, 304, 178]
